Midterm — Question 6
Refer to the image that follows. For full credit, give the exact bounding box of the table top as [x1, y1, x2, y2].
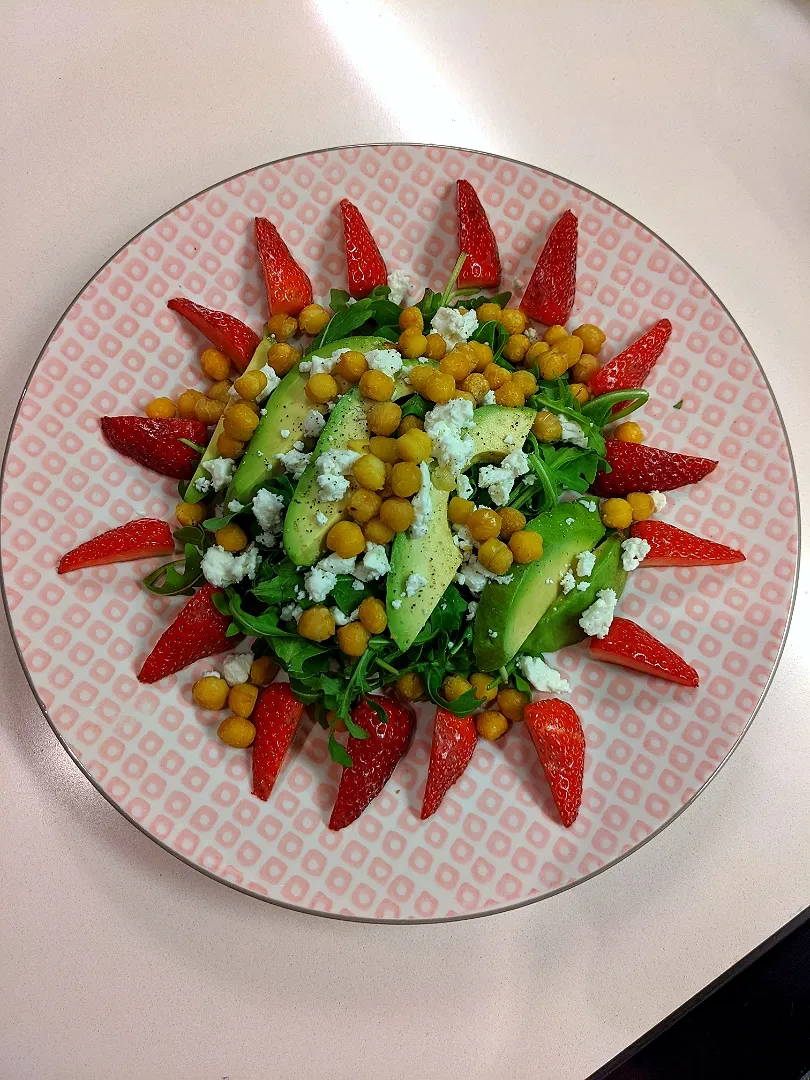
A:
[2, 2, 809, 1077]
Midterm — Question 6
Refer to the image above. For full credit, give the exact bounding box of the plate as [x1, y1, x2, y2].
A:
[1, 144, 798, 922]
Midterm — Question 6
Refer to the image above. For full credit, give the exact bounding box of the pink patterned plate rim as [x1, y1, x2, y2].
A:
[1, 144, 799, 923]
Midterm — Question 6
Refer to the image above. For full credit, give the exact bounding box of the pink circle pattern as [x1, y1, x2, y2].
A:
[1, 145, 798, 921]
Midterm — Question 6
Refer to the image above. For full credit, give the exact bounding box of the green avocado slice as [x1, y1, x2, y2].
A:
[472, 500, 605, 670]
[521, 534, 628, 655]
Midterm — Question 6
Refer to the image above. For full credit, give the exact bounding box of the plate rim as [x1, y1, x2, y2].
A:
[1, 140, 801, 925]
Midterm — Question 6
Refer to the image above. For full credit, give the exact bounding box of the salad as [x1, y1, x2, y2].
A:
[56, 183, 745, 831]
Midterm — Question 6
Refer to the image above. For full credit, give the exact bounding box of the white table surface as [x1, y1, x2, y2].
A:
[2, 2, 809, 1077]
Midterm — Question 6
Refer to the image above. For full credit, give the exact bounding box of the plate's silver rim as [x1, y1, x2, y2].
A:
[0, 141, 800, 925]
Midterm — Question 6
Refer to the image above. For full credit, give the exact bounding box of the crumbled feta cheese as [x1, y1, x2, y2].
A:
[280, 428, 291, 439]
[298, 347, 349, 376]
[650, 490, 667, 512]
[504, 434, 515, 447]
[525, 326, 538, 342]
[352, 543, 390, 582]
[582, 499, 597, 512]
[456, 473, 473, 500]
[280, 602, 303, 623]
[478, 448, 530, 506]
[227, 500, 244, 514]
[482, 389, 496, 405]
[405, 573, 427, 597]
[487, 628, 498, 639]
[560, 570, 576, 595]
[315, 511, 328, 526]
[456, 561, 489, 595]
[621, 536, 651, 572]
[565, 518, 575, 526]
[251, 489, 285, 533]
[331, 606, 359, 627]
[366, 348, 403, 379]
[430, 306, 478, 349]
[199, 670, 220, 680]
[545, 577, 554, 585]
[387, 268, 414, 306]
[576, 581, 590, 592]
[193, 476, 211, 494]
[318, 553, 357, 576]
[293, 440, 305, 451]
[303, 410, 326, 440]
[424, 398, 476, 478]
[452, 524, 474, 557]
[558, 416, 589, 449]
[576, 550, 596, 578]
[222, 651, 254, 687]
[391, 598, 402, 609]
[409, 462, 432, 538]
[579, 588, 617, 638]
[256, 364, 281, 403]
[200, 544, 260, 587]
[315, 449, 361, 502]
[352, 579, 365, 591]
[276, 447, 311, 480]
[304, 565, 337, 603]
[256, 531, 276, 548]
[519, 655, 571, 694]
[466, 601, 478, 621]
[201, 456, 235, 492]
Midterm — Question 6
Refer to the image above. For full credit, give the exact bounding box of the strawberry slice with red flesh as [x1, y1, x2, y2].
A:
[339, 199, 387, 299]
[630, 520, 745, 567]
[251, 682, 305, 801]
[519, 209, 578, 325]
[166, 298, 260, 372]
[137, 583, 239, 683]
[254, 216, 313, 316]
[524, 700, 585, 828]
[420, 707, 477, 819]
[456, 180, 501, 288]
[588, 318, 672, 399]
[589, 617, 699, 688]
[591, 440, 717, 497]
[329, 695, 415, 831]
[58, 519, 174, 574]
[100, 416, 207, 481]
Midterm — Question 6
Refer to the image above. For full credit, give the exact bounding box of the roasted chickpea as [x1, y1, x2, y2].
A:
[439, 349, 473, 383]
[367, 436, 400, 464]
[176, 501, 207, 527]
[305, 373, 338, 404]
[483, 363, 511, 390]
[228, 682, 259, 718]
[511, 369, 538, 397]
[397, 429, 432, 463]
[379, 462, 395, 499]
[448, 496, 474, 525]
[363, 516, 395, 544]
[424, 370, 456, 404]
[250, 656, 278, 686]
[298, 304, 330, 335]
[326, 520, 366, 558]
[477, 710, 509, 741]
[470, 672, 498, 704]
[572, 323, 606, 355]
[194, 396, 226, 425]
[266, 313, 298, 342]
[442, 675, 473, 702]
[543, 324, 568, 346]
[368, 401, 402, 437]
[494, 381, 525, 408]
[335, 349, 368, 383]
[476, 302, 502, 323]
[468, 340, 494, 372]
[503, 334, 530, 363]
[398, 327, 428, 359]
[406, 364, 434, 394]
[352, 453, 387, 491]
[467, 507, 502, 543]
[347, 438, 370, 455]
[359, 597, 387, 635]
[209, 379, 233, 403]
[569, 382, 590, 405]
[532, 409, 562, 442]
[399, 306, 424, 331]
[298, 606, 335, 641]
[478, 537, 514, 576]
[200, 348, 231, 382]
[347, 487, 383, 524]
[215, 523, 248, 552]
[337, 622, 371, 657]
[359, 369, 395, 402]
[396, 672, 425, 701]
[497, 688, 529, 723]
[177, 388, 205, 419]
[222, 402, 259, 441]
[217, 715, 256, 748]
[391, 461, 423, 498]
[498, 506, 526, 539]
[398, 415, 423, 435]
[626, 491, 656, 522]
[145, 396, 177, 419]
[508, 529, 544, 563]
[460, 372, 491, 403]
[233, 369, 268, 401]
[267, 342, 301, 376]
[499, 308, 528, 335]
[615, 421, 643, 444]
[600, 498, 634, 530]
[217, 433, 246, 459]
[555, 335, 584, 367]
[192, 674, 229, 710]
[571, 353, 601, 383]
[525, 340, 551, 366]
[539, 348, 570, 381]
[379, 496, 414, 533]
[423, 333, 447, 361]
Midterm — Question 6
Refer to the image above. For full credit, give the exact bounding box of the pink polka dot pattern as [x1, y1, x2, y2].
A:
[1, 145, 797, 921]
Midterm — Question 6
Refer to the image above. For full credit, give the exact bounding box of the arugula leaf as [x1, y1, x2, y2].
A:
[417, 287, 442, 324]
[344, 712, 370, 740]
[142, 543, 203, 596]
[331, 574, 369, 614]
[211, 591, 230, 616]
[399, 394, 428, 420]
[203, 512, 236, 532]
[363, 695, 388, 725]
[529, 381, 606, 457]
[375, 325, 400, 343]
[511, 439, 601, 513]
[465, 291, 512, 310]
[580, 389, 649, 427]
[424, 667, 480, 717]
[252, 562, 306, 605]
[330, 288, 351, 311]
[673, 399, 684, 410]
[179, 438, 207, 454]
[471, 319, 510, 363]
[173, 524, 206, 548]
[311, 299, 375, 350]
[328, 731, 353, 767]
[227, 592, 294, 639]
[439, 253, 467, 307]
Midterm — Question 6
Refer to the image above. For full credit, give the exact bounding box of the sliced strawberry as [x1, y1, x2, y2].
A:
[166, 298, 260, 372]
[339, 199, 387, 299]
[631, 520, 745, 567]
[254, 217, 313, 316]
[456, 180, 501, 288]
[588, 318, 672, 399]
[100, 416, 207, 480]
[519, 209, 578, 325]
[524, 699, 585, 828]
[591, 440, 717, 497]
[589, 617, 699, 687]
[251, 682, 305, 801]
[420, 707, 477, 819]
[58, 519, 174, 575]
[329, 696, 415, 831]
[137, 583, 238, 683]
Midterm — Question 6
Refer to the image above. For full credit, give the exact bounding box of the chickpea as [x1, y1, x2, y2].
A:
[600, 498, 634, 530]
[363, 516, 395, 544]
[423, 333, 447, 361]
[532, 409, 563, 442]
[232, 370, 267, 402]
[177, 388, 205, 419]
[192, 675, 229, 710]
[217, 715, 256, 748]
[468, 340, 493, 372]
[215, 523, 248, 552]
[352, 453, 386, 492]
[397, 429, 432, 463]
[396, 672, 426, 701]
[398, 415, 423, 435]
[347, 487, 383, 524]
[267, 342, 301, 376]
[424, 370, 456, 404]
[326, 520, 366, 558]
[209, 379, 233, 403]
[359, 369, 395, 402]
[265, 313, 297, 342]
[615, 421, 643, 444]
[200, 348, 231, 382]
[571, 353, 600, 383]
[503, 334, 530, 363]
[222, 402, 259, 442]
[379, 497, 414, 533]
[298, 304, 331, 335]
[367, 437, 400, 465]
[498, 507, 526, 539]
[359, 597, 387, 635]
[525, 340, 550, 366]
[499, 308, 528, 335]
[146, 396, 177, 419]
[497, 688, 529, 723]
[240, 400, 261, 415]
[573, 323, 606, 355]
[391, 461, 423, 498]
[379, 462, 395, 498]
[229, 682, 259, 718]
[477, 710, 509, 741]
[460, 372, 491, 403]
[626, 492, 656, 522]
[482, 363, 510, 390]
[399, 306, 424, 332]
[439, 349, 473, 383]
[305, 373, 338, 404]
[298, 606, 335, 641]
[347, 438, 370, 455]
[470, 672, 498, 704]
[442, 675, 473, 702]
[176, 501, 207, 527]
[250, 656, 278, 686]
[478, 537, 514, 576]
[511, 369, 538, 397]
[217, 433, 246, 459]
[453, 389, 477, 405]
[508, 529, 544, 563]
[555, 335, 584, 366]
[406, 365, 434, 394]
[476, 302, 502, 323]
[335, 349, 368, 383]
[467, 507, 502, 543]
[543, 324, 568, 346]
[448, 496, 474, 525]
[569, 383, 590, 405]
[368, 401, 402, 437]
[337, 622, 371, 657]
[194, 396, 226, 425]
[398, 327, 428, 359]
[494, 381, 525, 408]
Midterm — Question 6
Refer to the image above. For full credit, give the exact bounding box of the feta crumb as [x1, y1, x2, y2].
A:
[199, 670, 220, 680]
[293, 440, 305, 451]
[545, 577, 554, 585]
[558, 415, 589, 449]
[256, 531, 275, 547]
[366, 348, 403, 380]
[352, 543, 390, 582]
[409, 462, 432, 538]
[299, 348, 349, 377]
[227, 500, 244, 514]
[565, 518, 575, 526]
[582, 499, 597, 512]
[576, 581, 590, 591]
[621, 536, 651, 572]
[280, 602, 303, 623]
[331, 606, 359, 627]
[482, 389, 496, 405]
[405, 573, 427, 597]
[315, 449, 361, 501]
[519, 655, 571, 694]
[390, 598, 402, 610]
[560, 570, 576, 595]
[466, 601, 478, 621]
[276, 447, 311, 480]
[201, 456, 235, 492]
[479, 448, 530, 506]
[304, 565, 337, 603]
[525, 326, 538, 342]
[280, 428, 291, 439]
[315, 511, 328, 526]
[255, 364, 281, 403]
[387, 268, 414, 306]
[201, 544, 260, 587]
[579, 588, 617, 638]
[456, 473, 473, 500]
[424, 397, 476, 478]
[251, 489, 285, 533]
[303, 410, 326, 440]
[430, 306, 478, 349]
[487, 628, 498, 639]
[504, 434, 515, 447]
[650, 490, 667, 512]
[455, 561, 489, 595]
[194, 477, 211, 494]
[576, 549, 596, 577]
[452, 524, 474, 557]
[352, 579, 365, 591]
[317, 553, 357, 576]
[222, 651, 254, 687]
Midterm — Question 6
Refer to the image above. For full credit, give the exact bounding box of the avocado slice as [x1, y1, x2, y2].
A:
[386, 486, 461, 651]
[522, 534, 628, 655]
[473, 500, 605, 670]
[469, 404, 534, 462]
[226, 335, 388, 509]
